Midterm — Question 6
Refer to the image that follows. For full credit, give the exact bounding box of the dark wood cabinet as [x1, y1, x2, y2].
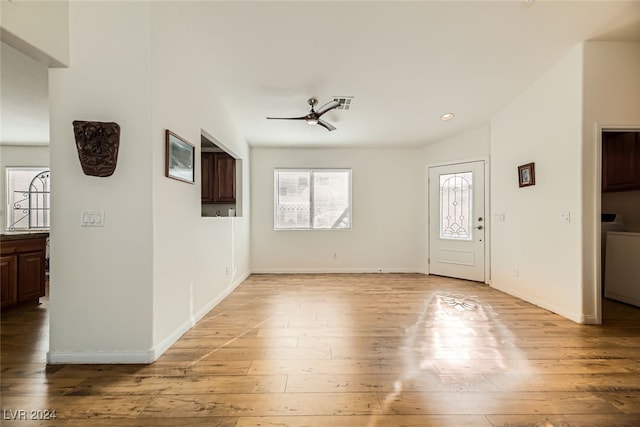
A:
[1, 255, 18, 308]
[201, 152, 236, 204]
[0, 234, 47, 310]
[18, 251, 46, 302]
[201, 152, 215, 204]
[603, 131, 640, 192]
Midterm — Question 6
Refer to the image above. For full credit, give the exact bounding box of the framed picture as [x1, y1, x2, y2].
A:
[518, 162, 535, 187]
[165, 130, 195, 184]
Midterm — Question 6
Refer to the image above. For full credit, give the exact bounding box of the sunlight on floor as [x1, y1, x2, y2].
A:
[371, 291, 532, 425]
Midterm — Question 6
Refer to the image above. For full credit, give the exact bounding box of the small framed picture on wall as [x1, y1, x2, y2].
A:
[165, 130, 195, 184]
[518, 162, 535, 187]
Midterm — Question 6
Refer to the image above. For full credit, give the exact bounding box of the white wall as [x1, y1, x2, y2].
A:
[422, 125, 491, 279]
[251, 148, 424, 273]
[47, 1, 250, 363]
[0, 0, 69, 67]
[582, 41, 640, 320]
[0, 145, 49, 233]
[1, 42, 50, 145]
[149, 2, 250, 353]
[48, 2, 154, 362]
[422, 125, 490, 165]
[491, 45, 584, 322]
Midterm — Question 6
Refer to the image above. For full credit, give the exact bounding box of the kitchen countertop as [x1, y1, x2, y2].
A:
[0, 232, 50, 242]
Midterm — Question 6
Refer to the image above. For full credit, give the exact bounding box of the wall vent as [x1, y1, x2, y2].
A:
[333, 96, 354, 110]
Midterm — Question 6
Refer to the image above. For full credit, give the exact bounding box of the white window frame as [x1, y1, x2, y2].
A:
[274, 168, 352, 231]
[5, 167, 51, 231]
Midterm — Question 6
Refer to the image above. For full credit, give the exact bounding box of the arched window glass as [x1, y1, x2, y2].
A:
[439, 172, 472, 241]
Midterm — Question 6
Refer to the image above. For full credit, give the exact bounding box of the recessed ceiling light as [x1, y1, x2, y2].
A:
[440, 113, 455, 121]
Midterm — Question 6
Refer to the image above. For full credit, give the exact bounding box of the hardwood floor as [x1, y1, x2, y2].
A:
[2, 273, 640, 426]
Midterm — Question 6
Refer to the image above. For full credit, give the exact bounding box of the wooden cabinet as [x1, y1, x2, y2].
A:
[0, 234, 47, 310]
[201, 152, 236, 204]
[1, 255, 18, 308]
[201, 152, 215, 204]
[603, 131, 640, 192]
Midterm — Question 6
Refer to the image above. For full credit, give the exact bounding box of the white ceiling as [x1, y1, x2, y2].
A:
[2, 1, 639, 148]
[177, 0, 640, 148]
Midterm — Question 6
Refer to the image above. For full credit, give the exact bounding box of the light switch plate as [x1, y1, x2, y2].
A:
[81, 210, 104, 227]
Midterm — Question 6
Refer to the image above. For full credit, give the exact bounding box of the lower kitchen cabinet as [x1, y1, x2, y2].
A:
[0, 234, 48, 310]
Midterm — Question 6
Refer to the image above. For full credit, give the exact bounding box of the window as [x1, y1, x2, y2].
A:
[5, 167, 50, 231]
[274, 168, 351, 230]
[439, 171, 472, 241]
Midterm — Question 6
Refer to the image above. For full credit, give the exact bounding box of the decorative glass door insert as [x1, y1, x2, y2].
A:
[439, 172, 472, 241]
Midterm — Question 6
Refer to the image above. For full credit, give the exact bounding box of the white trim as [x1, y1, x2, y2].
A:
[594, 123, 640, 325]
[47, 271, 250, 364]
[582, 314, 600, 325]
[491, 283, 585, 324]
[149, 271, 249, 361]
[594, 122, 603, 325]
[47, 350, 153, 364]
[251, 268, 424, 274]
[427, 156, 490, 169]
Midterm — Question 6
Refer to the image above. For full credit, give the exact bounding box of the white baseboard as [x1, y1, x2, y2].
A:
[251, 267, 423, 274]
[47, 350, 153, 364]
[491, 282, 585, 324]
[582, 314, 600, 325]
[149, 271, 249, 361]
[48, 271, 250, 365]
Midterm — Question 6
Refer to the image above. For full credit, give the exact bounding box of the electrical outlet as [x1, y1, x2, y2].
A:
[513, 267, 519, 277]
[559, 211, 570, 223]
[333, 252, 337, 260]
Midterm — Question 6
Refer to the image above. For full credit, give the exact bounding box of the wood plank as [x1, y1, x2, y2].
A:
[140, 392, 380, 417]
[487, 414, 640, 427]
[3, 273, 640, 425]
[235, 415, 493, 427]
[380, 391, 621, 415]
[285, 373, 498, 393]
[486, 373, 640, 392]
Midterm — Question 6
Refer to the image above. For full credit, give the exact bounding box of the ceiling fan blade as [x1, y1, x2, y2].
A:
[317, 119, 336, 131]
[315, 100, 340, 117]
[266, 116, 307, 120]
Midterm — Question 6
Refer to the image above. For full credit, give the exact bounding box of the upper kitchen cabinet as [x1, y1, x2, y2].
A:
[602, 131, 640, 193]
[201, 151, 236, 204]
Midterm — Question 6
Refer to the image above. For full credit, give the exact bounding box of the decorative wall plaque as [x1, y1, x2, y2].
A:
[72, 121, 121, 177]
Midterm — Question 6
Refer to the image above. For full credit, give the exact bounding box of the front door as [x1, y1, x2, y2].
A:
[428, 161, 486, 282]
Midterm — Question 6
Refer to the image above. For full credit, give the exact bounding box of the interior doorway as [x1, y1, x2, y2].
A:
[599, 127, 640, 320]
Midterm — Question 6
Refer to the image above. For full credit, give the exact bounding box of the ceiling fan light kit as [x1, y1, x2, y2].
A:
[266, 98, 340, 131]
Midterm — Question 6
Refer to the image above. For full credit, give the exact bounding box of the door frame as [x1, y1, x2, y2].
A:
[426, 156, 491, 284]
[595, 123, 640, 324]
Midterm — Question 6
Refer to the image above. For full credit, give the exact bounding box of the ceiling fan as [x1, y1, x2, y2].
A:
[266, 98, 340, 131]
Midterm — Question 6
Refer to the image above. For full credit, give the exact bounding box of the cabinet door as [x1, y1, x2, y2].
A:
[1, 255, 18, 309]
[18, 252, 45, 303]
[603, 132, 640, 192]
[201, 152, 215, 203]
[213, 153, 236, 203]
